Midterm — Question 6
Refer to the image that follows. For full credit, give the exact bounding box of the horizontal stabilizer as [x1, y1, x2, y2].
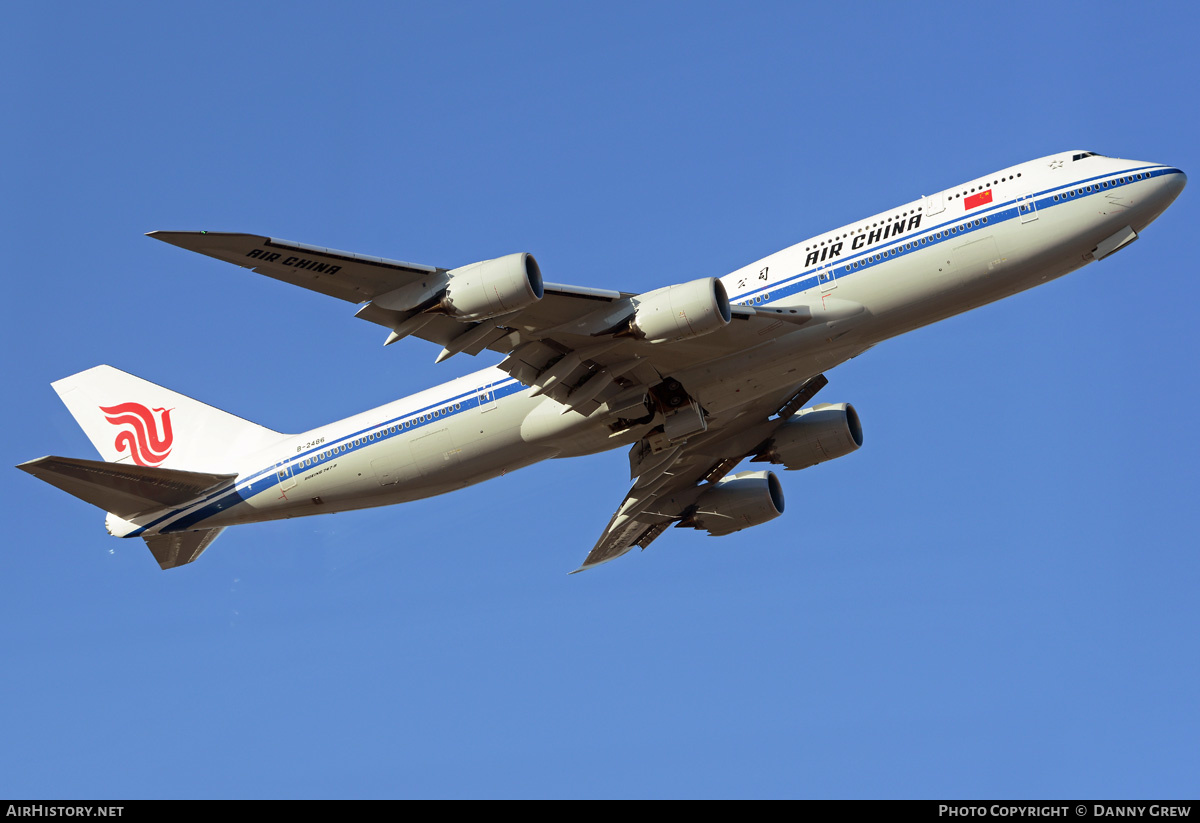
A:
[144, 528, 224, 570]
[17, 455, 236, 518]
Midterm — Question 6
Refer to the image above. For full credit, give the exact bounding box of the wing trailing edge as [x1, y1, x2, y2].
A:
[573, 375, 832, 572]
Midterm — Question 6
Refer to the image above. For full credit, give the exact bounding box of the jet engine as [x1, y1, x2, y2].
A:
[438, 252, 544, 320]
[679, 470, 785, 536]
[755, 403, 862, 471]
[628, 277, 731, 343]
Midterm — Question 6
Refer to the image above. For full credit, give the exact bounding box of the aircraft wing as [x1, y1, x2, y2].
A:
[148, 231, 444, 303]
[575, 375, 829, 572]
[149, 232, 838, 416]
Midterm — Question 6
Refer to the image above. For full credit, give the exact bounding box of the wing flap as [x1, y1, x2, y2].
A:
[573, 376, 830, 572]
[573, 513, 662, 572]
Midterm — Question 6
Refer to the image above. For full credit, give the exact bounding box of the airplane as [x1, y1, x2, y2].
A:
[18, 151, 1186, 572]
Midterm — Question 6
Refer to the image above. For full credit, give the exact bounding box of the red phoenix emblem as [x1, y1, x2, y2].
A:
[100, 403, 175, 466]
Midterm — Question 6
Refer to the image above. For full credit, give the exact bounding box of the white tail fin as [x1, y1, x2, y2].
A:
[52, 365, 287, 473]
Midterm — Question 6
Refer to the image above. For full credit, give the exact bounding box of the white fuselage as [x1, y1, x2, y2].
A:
[111, 152, 1186, 539]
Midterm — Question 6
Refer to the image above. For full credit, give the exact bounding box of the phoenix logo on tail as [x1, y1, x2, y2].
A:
[100, 403, 174, 466]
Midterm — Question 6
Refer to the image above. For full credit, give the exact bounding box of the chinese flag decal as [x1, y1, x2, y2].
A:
[964, 189, 993, 210]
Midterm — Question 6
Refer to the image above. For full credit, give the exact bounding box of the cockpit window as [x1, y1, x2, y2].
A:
[1072, 152, 1104, 161]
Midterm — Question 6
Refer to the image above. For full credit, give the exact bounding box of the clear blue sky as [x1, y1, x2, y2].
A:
[3, 1, 1197, 799]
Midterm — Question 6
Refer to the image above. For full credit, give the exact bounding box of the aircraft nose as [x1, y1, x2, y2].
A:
[1161, 167, 1187, 201]
[1151, 165, 1187, 205]
[1132, 165, 1187, 230]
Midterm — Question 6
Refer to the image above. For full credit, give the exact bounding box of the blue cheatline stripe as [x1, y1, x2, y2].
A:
[731, 165, 1178, 305]
[130, 375, 527, 535]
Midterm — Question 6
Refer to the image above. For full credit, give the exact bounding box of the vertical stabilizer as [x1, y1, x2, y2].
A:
[52, 365, 287, 473]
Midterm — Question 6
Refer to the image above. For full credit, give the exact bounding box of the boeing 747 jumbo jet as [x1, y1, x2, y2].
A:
[19, 151, 1186, 571]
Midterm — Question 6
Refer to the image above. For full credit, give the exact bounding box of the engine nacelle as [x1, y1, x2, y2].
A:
[440, 252, 543, 320]
[682, 470, 785, 537]
[629, 277, 731, 343]
[757, 403, 862, 471]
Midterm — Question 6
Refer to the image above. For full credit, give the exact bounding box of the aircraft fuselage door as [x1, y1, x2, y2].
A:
[478, 384, 497, 412]
[818, 263, 838, 293]
[276, 461, 296, 493]
[1016, 192, 1039, 223]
